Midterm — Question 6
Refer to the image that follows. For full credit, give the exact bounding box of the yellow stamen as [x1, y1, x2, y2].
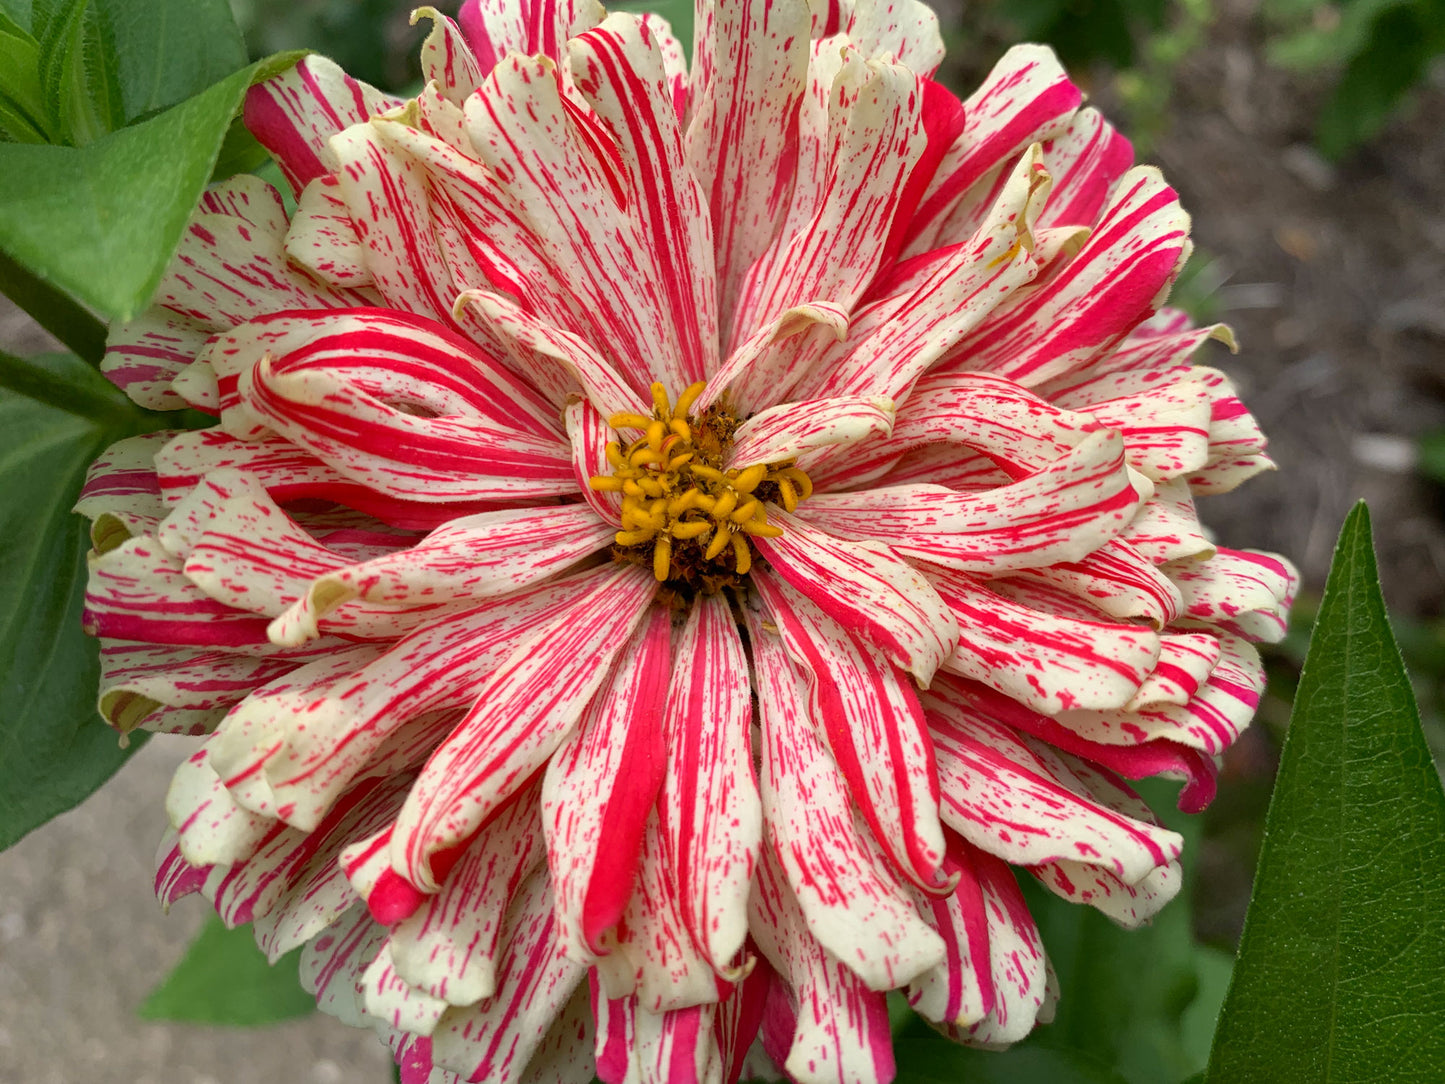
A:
[730, 499, 761, 524]
[586, 380, 813, 589]
[731, 464, 767, 494]
[704, 528, 732, 561]
[731, 534, 752, 574]
[673, 381, 706, 416]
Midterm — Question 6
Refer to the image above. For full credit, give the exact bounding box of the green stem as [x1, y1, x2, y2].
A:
[0, 246, 107, 365]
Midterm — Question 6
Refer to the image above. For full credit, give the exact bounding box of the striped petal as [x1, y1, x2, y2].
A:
[390, 565, 657, 891]
[657, 593, 761, 977]
[749, 847, 897, 1084]
[569, 13, 720, 387]
[685, 0, 810, 324]
[927, 565, 1161, 714]
[727, 396, 895, 467]
[753, 569, 949, 894]
[427, 870, 587, 1082]
[458, 0, 603, 71]
[748, 606, 946, 990]
[1167, 548, 1298, 643]
[101, 309, 210, 410]
[754, 509, 957, 686]
[804, 429, 1147, 574]
[544, 607, 671, 959]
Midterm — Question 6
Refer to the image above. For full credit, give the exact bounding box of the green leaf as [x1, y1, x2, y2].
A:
[0, 350, 155, 851]
[892, 1015, 1131, 1084]
[139, 916, 317, 1026]
[0, 51, 304, 323]
[1205, 502, 1445, 1082]
[0, 10, 49, 142]
[101, 0, 248, 124]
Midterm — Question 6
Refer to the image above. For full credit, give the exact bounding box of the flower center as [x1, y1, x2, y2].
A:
[588, 382, 813, 594]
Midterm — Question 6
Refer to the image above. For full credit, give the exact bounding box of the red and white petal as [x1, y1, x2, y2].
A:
[927, 565, 1161, 714]
[924, 687, 1182, 881]
[804, 430, 1147, 575]
[75, 431, 170, 543]
[391, 565, 657, 891]
[749, 849, 897, 1084]
[271, 505, 612, 645]
[156, 175, 372, 330]
[363, 943, 451, 1036]
[906, 44, 1079, 254]
[569, 13, 720, 387]
[1167, 548, 1297, 643]
[155, 830, 210, 910]
[593, 809, 721, 1011]
[1056, 635, 1264, 754]
[1001, 538, 1184, 626]
[729, 52, 928, 368]
[1121, 479, 1215, 564]
[300, 904, 390, 1027]
[625, 1002, 723, 1084]
[208, 580, 590, 828]
[839, 0, 944, 74]
[685, 0, 811, 325]
[1032, 857, 1180, 929]
[286, 174, 374, 288]
[754, 570, 949, 894]
[657, 593, 761, 977]
[245, 56, 401, 193]
[457, 289, 646, 421]
[955, 847, 1052, 1048]
[1086, 377, 1214, 482]
[388, 788, 546, 1006]
[544, 608, 671, 961]
[1035, 106, 1133, 231]
[518, 983, 597, 1084]
[696, 302, 850, 415]
[101, 309, 210, 410]
[166, 745, 275, 867]
[83, 536, 273, 649]
[905, 840, 993, 1029]
[938, 167, 1191, 388]
[414, 7, 487, 104]
[796, 144, 1050, 406]
[748, 608, 946, 990]
[238, 354, 574, 504]
[329, 121, 472, 328]
[754, 510, 957, 685]
[566, 399, 623, 526]
[458, 0, 603, 73]
[99, 640, 300, 734]
[727, 396, 894, 467]
[427, 869, 587, 1083]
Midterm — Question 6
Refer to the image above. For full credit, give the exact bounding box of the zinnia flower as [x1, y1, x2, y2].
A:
[78, 0, 1296, 1080]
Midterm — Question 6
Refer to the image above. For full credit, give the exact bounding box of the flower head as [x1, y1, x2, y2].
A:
[80, 0, 1295, 1080]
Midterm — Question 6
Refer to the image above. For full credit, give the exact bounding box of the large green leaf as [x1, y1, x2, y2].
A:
[139, 917, 316, 1026]
[101, 0, 248, 124]
[0, 350, 156, 851]
[0, 51, 302, 324]
[1205, 503, 1445, 1082]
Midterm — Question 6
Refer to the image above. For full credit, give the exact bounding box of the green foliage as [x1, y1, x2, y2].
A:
[1264, 0, 1445, 157]
[0, 351, 159, 851]
[1205, 503, 1445, 1081]
[893, 1022, 1132, 1083]
[0, 50, 302, 325]
[140, 917, 317, 1026]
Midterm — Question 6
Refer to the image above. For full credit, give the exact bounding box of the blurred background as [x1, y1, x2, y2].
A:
[2, 0, 1443, 1079]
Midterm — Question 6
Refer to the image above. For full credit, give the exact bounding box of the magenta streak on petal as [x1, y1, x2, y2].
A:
[714, 962, 771, 1084]
[581, 606, 671, 950]
[754, 570, 949, 895]
[883, 78, 966, 267]
[590, 970, 632, 1084]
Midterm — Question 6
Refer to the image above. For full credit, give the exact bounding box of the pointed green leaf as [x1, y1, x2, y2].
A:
[139, 917, 316, 1026]
[99, 0, 248, 124]
[0, 51, 303, 323]
[1205, 502, 1445, 1082]
[0, 350, 157, 851]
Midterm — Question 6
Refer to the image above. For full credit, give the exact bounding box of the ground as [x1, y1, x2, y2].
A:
[2, 2, 1442, 1078]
